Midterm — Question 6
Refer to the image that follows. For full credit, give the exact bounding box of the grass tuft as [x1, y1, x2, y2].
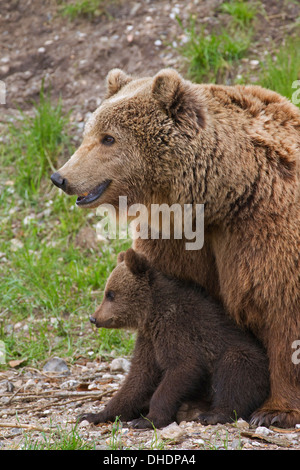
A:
[58, 0, 109, 20]
[21, 423, 95, 450]
[220, 0, 261, 28]
[4, 82, 70, 198]
[177, 15, 251, 83]
[258, 36, 300, 104]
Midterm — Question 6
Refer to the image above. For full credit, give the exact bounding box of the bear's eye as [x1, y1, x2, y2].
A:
[101, 135, 115, 146]
[106, 290, 115, 301]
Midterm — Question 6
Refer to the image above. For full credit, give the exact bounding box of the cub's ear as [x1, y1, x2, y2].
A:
[124, 248, 150, 276]
[152, 68, 205, 131]
[106, 69, 132, 98]
[117, 251, 126, 264]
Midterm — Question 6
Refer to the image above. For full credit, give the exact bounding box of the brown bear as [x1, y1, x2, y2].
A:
[79, 248, 270, 429]
[51, 68, 300, 428]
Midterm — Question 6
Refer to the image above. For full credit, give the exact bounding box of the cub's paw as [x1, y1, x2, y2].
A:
[197, 411, 231, 426]
[77, 412, 105, 425]
[129, 417, 154, 430]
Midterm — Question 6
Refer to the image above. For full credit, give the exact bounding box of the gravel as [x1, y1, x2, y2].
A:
[0, 357, 299, 450]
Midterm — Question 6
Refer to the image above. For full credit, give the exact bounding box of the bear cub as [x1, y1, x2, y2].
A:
[80, 249, 270, 429]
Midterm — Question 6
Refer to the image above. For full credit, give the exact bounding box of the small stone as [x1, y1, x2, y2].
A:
[102, 373, 113, 379]
[1, 396, 10, 405]
[231, 438, 242, 449]
[24, 379, 36, 390]
[255, 426, 272, 436]
[110, 358, 131, 374]
[154, 39, 162, 46]
[78, 419, 90, 428]
[235, 418, 249, 430]
[0, 65, 9, 74]
[88, 381, 101, 390]
[159, 422, 184, 443]
[38, 47, 46, 53]
[60, 379, 78, 389]
[21, 71, 32, 80]
[43, 357, 70, 375]
[194, 438, 205, 446]
[285, 433, 299, 440]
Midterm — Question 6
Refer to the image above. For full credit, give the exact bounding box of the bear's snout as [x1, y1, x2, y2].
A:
[89, 315, 97, 324]
[51, 172, 68, 191]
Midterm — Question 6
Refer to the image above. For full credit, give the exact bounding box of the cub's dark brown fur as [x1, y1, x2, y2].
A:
[80, 249, 269, 429]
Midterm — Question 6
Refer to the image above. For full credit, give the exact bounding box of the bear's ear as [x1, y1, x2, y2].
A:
[106, 69, 132, 98]
[117, 251, 126, 264]
[152, 69, 205, 131]
[152, 69, 183, 112]
[124, 248, 150, 276]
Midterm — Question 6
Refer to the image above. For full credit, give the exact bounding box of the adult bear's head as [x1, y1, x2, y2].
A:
[51, 68, 205, 209]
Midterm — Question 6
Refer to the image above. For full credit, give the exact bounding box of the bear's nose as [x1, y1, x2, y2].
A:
[89, 316, 97, 324]
[51, 172, 67, 191]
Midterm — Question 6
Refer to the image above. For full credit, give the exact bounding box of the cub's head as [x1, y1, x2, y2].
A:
[90, 249, 153, 329]
[51, 68, 205, 209]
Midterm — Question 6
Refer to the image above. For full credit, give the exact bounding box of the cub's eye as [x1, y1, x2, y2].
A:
[101, 135, 115, 146]
[106, 290, 115, 301]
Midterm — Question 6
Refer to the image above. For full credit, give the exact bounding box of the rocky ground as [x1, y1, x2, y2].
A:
[1, 355, 300, 450]
[1, 0, 300, 451]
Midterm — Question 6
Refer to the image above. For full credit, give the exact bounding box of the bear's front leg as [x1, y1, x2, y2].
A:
[78, 336, 161, 425]
[138, 365, 204, 429]
[249, 325, 300, 428]
[77, 372, 153, 425]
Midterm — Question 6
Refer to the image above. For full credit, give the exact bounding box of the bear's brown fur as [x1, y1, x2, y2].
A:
[80, 249, 269, 429]
[52, 69, 300, 427]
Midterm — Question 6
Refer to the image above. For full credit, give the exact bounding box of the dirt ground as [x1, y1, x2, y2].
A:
[1, 0, 300, 451]
[1, 0, 299, 116]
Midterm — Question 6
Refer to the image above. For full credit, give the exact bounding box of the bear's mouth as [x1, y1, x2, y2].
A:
[76, 180, 112, 206]
[95, 318, 114, 328]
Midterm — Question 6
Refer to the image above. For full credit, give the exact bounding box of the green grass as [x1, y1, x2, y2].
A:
[177, 16, 251, 83]
[58, 0, 109, 20]
[0, 82, 134, 369]
[258, 36, 300, 104]
[21, 423, 96, 450]
[220, 0, 261, 28]
[107, 416, 123, 450]
[5, 83, 70, 198]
